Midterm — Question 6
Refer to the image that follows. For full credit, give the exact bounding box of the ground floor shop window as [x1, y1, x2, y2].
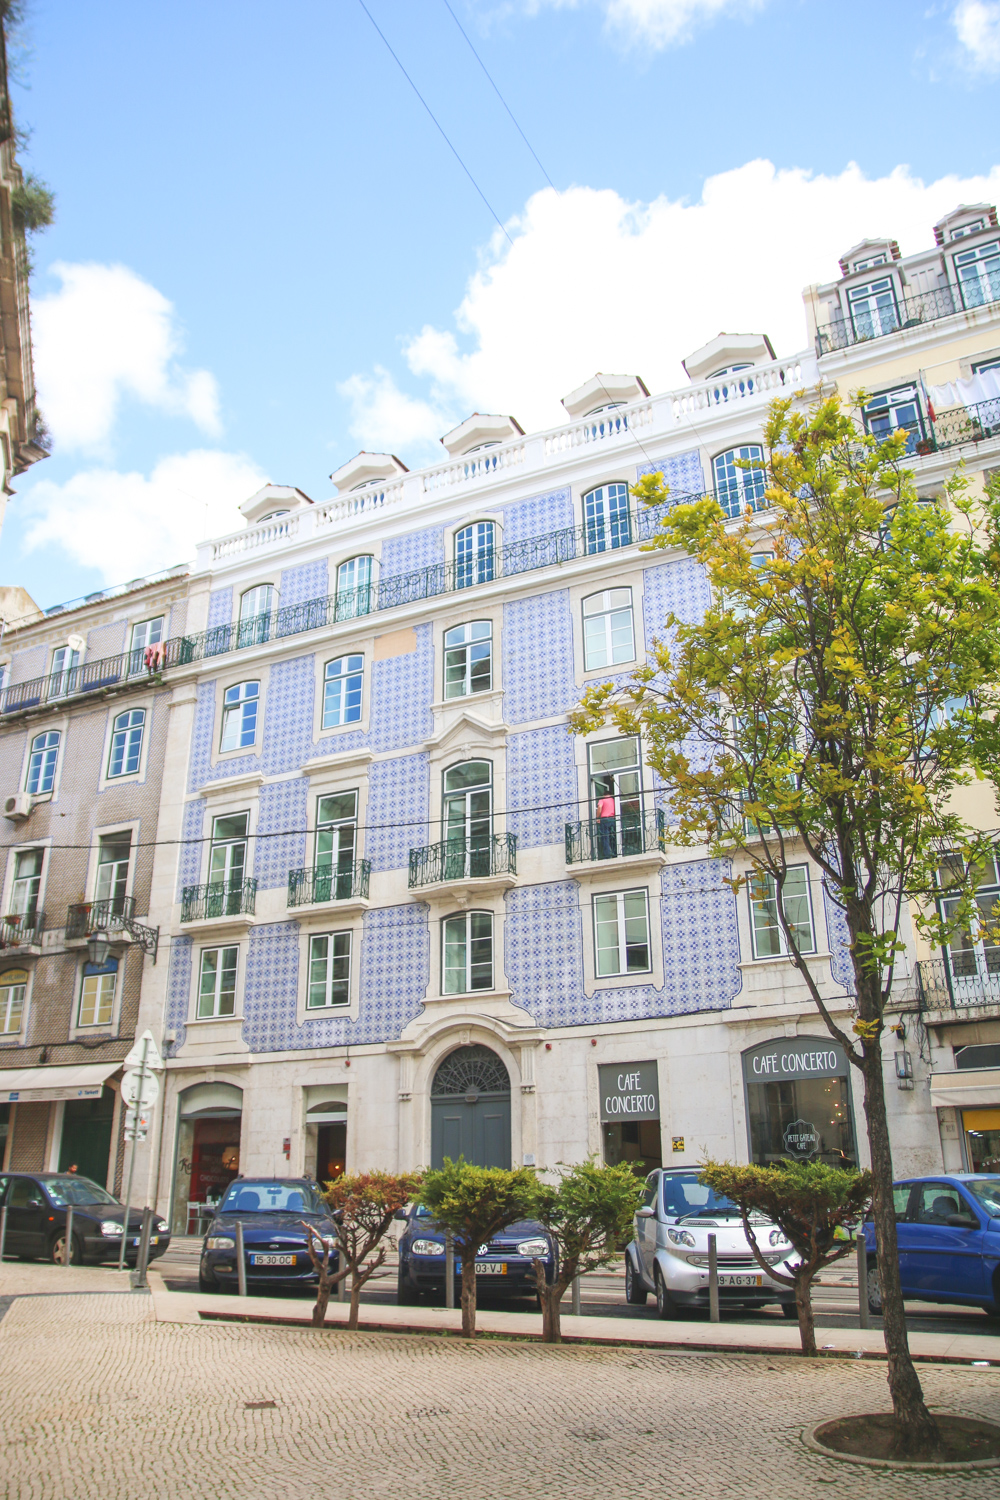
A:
[0, 1102, 8, 1167]
[602, 1119, 662, 1172]
[742, 1037, 858, 1168]
[598, 1061, 662, 1173]
[963, 1108, 1000, 1172]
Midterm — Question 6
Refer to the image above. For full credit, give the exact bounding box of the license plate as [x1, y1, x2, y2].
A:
[131, 1236, 160, 1247]
[475, 1262, 507, 1275]
[250, 1254, 295, 1266]
[718, 1274, 762, 1287]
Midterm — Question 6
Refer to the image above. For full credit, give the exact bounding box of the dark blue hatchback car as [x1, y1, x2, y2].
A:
[199, 1177, 337, 1293]
[396, 1204, 555, 1303]
[863, 1174, 1000, 1318]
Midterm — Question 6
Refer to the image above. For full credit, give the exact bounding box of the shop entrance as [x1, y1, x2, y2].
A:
[430, 1045, 511, 1169]
[305, 1090, 348, 1184]
[963, 1108, 1000, 1172]
[58, 1087, 116, 1187]
[599, 1061, 662, 1174]
[743, 1037, 858, 1168]
[171, 1082, 243, 1235]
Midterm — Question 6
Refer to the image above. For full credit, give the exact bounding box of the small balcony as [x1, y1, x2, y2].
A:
[287, 860, 371, 909]
[915, 956, 1000, 1013]
[408, 834, 517, 897]
[565, 809, 666, 867]
[181, 878, 257, 924]
[66, 896, 136, 939]
[0, 910, 44, 952]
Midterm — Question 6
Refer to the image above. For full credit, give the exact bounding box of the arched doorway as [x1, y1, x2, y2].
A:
[171, 1082, 243, 1236]
[431, 1045, 511, 1169]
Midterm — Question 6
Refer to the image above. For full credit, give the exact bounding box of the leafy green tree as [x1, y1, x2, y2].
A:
[306, 1170, 422, 1329]
[420, 1158, 536, 1335]
[527, 1158, 645, 1343]
[700, 1159, 872, 1355]
[572, 395, 1000, 1452]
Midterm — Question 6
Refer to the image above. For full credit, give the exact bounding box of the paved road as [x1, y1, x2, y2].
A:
[0, 1286, 998, 1499]
[158, 1236, 1000, 1340]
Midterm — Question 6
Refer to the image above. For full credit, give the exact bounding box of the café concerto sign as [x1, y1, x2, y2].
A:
[743, 1037, 849, 1084]
[599, 1061, 660, 1122]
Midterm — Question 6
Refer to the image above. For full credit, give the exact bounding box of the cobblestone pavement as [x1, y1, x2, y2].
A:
[1, 1291, 999, 1499]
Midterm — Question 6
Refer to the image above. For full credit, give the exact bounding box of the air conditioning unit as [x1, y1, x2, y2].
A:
[3, 792, 33, 820]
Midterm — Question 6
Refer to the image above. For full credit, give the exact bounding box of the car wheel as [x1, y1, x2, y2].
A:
[198, 1266, 219, 1293]
[866, 1260, 883, 1316]
[654, 1266, 677, 1320]
[49, 1231, 83, 1266]
[397, 1269, 420, 1305]
[625, 1254, 648, 1306]
[780, 1300, 799, 1320]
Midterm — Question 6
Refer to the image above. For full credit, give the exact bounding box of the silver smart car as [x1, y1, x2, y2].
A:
[624, 1167, 799, 1318]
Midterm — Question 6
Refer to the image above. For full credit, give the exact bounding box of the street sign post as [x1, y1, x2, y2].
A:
[121, 1069, 159, 1108]
[123, 1030, 164, 1073]
[118, 1034, 156, 1271]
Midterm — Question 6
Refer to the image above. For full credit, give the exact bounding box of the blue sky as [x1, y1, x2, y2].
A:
[2, 0, 999, 610]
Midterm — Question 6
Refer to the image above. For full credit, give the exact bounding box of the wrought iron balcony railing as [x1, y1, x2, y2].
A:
[929, 395, 1000, 453]
[181, 878, 257, 923]
[915, 956, 1000, 1011]
[408, 834, 517, 890]
[816, 285, 972, 355]
[287, 860, 371, 907]
[0, 910, 44, 948]
[565, 809, 666, 864]
[66, 895, 160, 960]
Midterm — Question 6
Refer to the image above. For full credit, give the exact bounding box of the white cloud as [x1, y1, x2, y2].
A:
[32, 263, 223, 452]
[342, 159, 1000, 444]
[337, 365, 449, 452]
[953, 0, 1000, 71]
[21, 449, 267, 582]
[530, 0, 768, 48]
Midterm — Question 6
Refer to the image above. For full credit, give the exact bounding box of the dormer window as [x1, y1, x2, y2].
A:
[852, 254, 888, 272]
[707, 364, 753, 380]
[584, 402, 625, 417]
[257, 510, 289, 522]
[951, 220, 986, 240]
[955, 239, 1000, 310]
[463, 442, 501, 455]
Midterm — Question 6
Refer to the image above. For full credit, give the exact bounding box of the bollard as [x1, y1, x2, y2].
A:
[131, 1207, 154, 1290]
[571, 1274, 581, 1318]
[338, 1242, 347, 1303]
[445, 1233, 455, 1309]
[62, 1206, 74, 1267]
[0, 1204, 7, 1261]
[857, 1231, 870, 1329]
[708, 1232, 720, 1323]
[235, 1220, 247, 1297]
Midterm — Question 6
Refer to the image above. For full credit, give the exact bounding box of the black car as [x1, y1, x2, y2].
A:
[396, 1204, 555, 1303]
[199, 1176, 337, 1293]
[0, 1171, 171, 1265]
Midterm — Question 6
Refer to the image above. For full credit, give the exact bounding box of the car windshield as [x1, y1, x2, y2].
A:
[661, 1174, 741, 1220]
[218, 1181, 325, 1214]
[45, 1176, 120, 1207]
[965, 1178, 1000, 1217]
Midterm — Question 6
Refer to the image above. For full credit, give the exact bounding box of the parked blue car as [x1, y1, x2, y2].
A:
[199, 1177, 337, 1293]
[863, 1174, 1000, 1318]
[396, 1204, 555, 1303]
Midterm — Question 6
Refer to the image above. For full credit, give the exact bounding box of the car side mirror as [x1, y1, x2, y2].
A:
[393, 1209, 408, 1221]
[946, 1212, 979, 1230]
[636, 1206, 655, 1218]
[26, 1198, 43, 1210]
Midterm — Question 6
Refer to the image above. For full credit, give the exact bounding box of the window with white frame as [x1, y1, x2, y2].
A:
[78, 959, 117, 1027]
[94, 833, 132, 911]
[336, 556, 373, 618]
[237, 585, 274, 647]
[49, 645, 80, 699]
[442, 910, 493, 993]
[129, 617, 163, 674]
[10, 848, 42, 916]
[197, 945, 238, 1018]
[444, 620, 492, 698]
[443, 761, 492, 877]
[0, 968, 26, 1034]
[107, 708, 145, 778]
[852, 253, 888, 271]
[936, 850, 1000, 980]
[323, 654, 363, 728]
[862, 387, 923, 454]
[307, 931, 352, 1008]
[26, 730, 60, 794]
[846, 275, 898, 339]
[713, 446, 767, 520]
[315, 791, 358, 898]
[951, 220, 986, 240]
[220, 681, 259, 750]
[583, 588, 635, 670]
[593, 889, 651, 976]
[955, 240, 1000, 309]
[455, 522, 495, 589]
[584, 483, 631, 553]
[748, 867, 816, 958]
[209, 812, 249, 892]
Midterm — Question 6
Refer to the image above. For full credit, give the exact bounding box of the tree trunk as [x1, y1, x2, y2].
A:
[348, 1272, 363, 1330]
[460, 1251, 477, 1336]
[861, 1044, 939, 1453]
[312, 1265, 331, 1328]
[793, 1269, 817, 1357]
[534, 1263, 565, 1344]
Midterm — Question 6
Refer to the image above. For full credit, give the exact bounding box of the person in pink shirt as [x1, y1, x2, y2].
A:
[595, 792, 616, 858]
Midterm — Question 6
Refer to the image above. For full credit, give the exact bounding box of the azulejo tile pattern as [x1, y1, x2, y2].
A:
[177, 798, 206, 897]
[500, 486, 574, 543]
[240, 905, 429, 1052]
[636, 448, 705, 498]
[381, 525, 445, 577]
[207, 587, 233, 630]
[642, 558, 713, 649]
[260, 656, 317, 775]
[369, 623, 434, 753]
[164, 935, 193, 1055]
[506, 859, 741, 1028]
[503, 590, 576, 726]
[280, 558, 328, 609]
[507, 725, 578, 849]
[822, 883, 855, 991]
[254, 778, 307, 891]
[86, 620, 127, 659]
[9, 644, 45, 685]
[366, 753, 430, 872]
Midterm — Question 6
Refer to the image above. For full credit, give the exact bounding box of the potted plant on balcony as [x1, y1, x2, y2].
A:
[915, 437, 936, 456]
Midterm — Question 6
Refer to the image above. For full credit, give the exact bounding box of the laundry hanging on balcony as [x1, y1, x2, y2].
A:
[926, 366, 1000, 416]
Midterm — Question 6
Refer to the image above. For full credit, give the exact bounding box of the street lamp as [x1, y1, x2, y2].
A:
[87, 929, 111, 966]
